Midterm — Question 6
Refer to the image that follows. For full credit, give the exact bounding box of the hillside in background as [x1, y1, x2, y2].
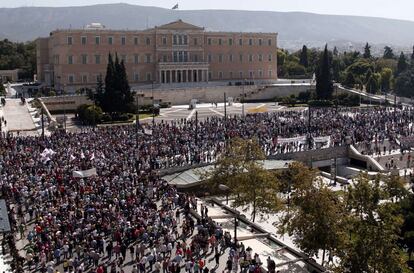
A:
[1, 3, 414, 51]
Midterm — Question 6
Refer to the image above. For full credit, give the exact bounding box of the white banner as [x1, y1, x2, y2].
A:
[144, 128, 153, 136]
[72, 168, 97, 178]
[313, 136, 331, 143]
[277, 136, 307, 144]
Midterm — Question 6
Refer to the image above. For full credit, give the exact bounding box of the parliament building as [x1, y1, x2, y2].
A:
[36, 20, 278, 92]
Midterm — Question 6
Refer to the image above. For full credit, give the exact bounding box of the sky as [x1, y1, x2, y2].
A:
[1, 0, 413, 22]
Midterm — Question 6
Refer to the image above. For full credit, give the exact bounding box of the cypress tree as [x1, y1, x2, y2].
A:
[397, 52, 408, 75]
[299, 45, 309, 68]
[315, 44, 333, 100]
[363, 43, 371, 59]
[411, 46, 414, 68]
[103, 52, 115, 113]
[119, 60, 133, 109]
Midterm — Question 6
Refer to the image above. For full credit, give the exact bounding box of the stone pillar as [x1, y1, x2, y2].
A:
[159, 70, 162, 84]
[189, 69, 192, 82]
[175, 70, 178, 83]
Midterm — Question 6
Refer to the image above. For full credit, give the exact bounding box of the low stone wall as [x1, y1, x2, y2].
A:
[40, 95, 92, 112]
[268, 146, 349, 166]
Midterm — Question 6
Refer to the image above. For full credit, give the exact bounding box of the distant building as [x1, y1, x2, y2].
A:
[36, 20, 278, 92]
[0, 69, 21, 82]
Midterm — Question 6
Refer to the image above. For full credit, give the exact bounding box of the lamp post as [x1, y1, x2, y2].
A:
[218, 183, 238, 244]
[136, 91, 140, 148]
[152, 81, 155, 127]
[242, 79, 246, 118]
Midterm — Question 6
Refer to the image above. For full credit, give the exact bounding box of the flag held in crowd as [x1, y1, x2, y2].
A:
[172, 3, 179, 9]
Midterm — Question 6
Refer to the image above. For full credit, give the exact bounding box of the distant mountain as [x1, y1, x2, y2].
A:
[1, 3, 414, 50]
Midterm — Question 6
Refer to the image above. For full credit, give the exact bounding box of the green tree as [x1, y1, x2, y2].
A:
[94, 74, 104, 107]
[363, 42, 372, 59]
[337, 174, 408, 273]
[383, 46, 396, 59]
[333, 46, 338, 56]
[299, 45, 309, 68]
[400, 193, 414, 261]
[315, 45, 333, 99]
[396, 52, 408, 75]
[203, 138, 282, 222]
[380, 68, 393, 92]
[280, 165, 346, 264]
[343, 71, 356, 88]
[411, 46, 414, 68]
[103, 53, 116, 113]
[394, 70, 414, 97]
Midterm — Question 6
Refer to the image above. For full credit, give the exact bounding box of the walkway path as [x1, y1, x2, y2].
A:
[2, 99, 38, 135]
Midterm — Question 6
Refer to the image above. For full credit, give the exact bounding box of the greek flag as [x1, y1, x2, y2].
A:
[172, 3, 179, 10]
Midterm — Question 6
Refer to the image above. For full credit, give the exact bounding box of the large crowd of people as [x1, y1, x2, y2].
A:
[0, 106, 413, 272]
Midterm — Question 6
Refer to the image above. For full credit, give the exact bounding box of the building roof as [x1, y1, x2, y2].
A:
[156, 19, 204, 30]
[163, 160, 292, 189]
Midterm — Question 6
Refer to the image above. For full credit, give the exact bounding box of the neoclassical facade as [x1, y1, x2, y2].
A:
[36, 20, 277, 92]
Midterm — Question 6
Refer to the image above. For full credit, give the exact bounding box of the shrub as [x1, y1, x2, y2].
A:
[308, 100, 334, 107]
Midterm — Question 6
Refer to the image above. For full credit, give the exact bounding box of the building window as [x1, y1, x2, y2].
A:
[268, 39, 272, 46]
[95, 55, 101, 64]
[162, 37, 167, 45]
[229, 54, 233, 62]
[67, 36, 73, 45]
[194, 54, 198, 62]
[184, 35, 188, 45]
[249, 54, 253, 62]
[259, 39, 262, 46]
[208, 72, 212, 80]
[173, 35, 177, 45]
[96, 74, 102, 82]
[268, 54, 272, 62]
[259, 70, 263, 77]
[173, 52, 178, 62]
[249, 71, 254, 78]
[229, 38, 233, 46]
[82, 75, 88, 83]
[229, 71, 233, 79]
[68, 75, 74, 83]
[134, 73, 139, 81]
[208, 38, 212, 45]
[146, 72, 152, 81]
[258, 54, 263, 62]
[268, 70, 272, 77]
[95, 36, 100, 45]
[219, 54, 223, 63]
[249, 38, 253, 46]
[178, 36, 183, 45]
[219, 71, 223, 79]
[81, 36, 87, 45]
[239, 54, 243, 63]
[134, 54, 139, 64]
[239, 38, 243, 46]
[145, 54, 151, 63]
[121, 36, 126, 45]
[121, 55, 127, 63]
[163, 55, 167, 62]
[146, 37, 151, 45]
[239, 71, 243, 78]
[208, 54, 212, 62]
[183, 51, 188, 62]
[108, 36, 113, 45]
[218, 38, 222, 45]
[134, 37, 139, 45]
[194, 38, 198, 46]
[68, 55, 73, 64]
[81, 54, 87, 65]
[54, 55, 60, 64]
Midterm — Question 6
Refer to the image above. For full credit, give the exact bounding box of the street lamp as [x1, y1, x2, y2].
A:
[242, 79, 246, 118]
[152, 81, 155, 127]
